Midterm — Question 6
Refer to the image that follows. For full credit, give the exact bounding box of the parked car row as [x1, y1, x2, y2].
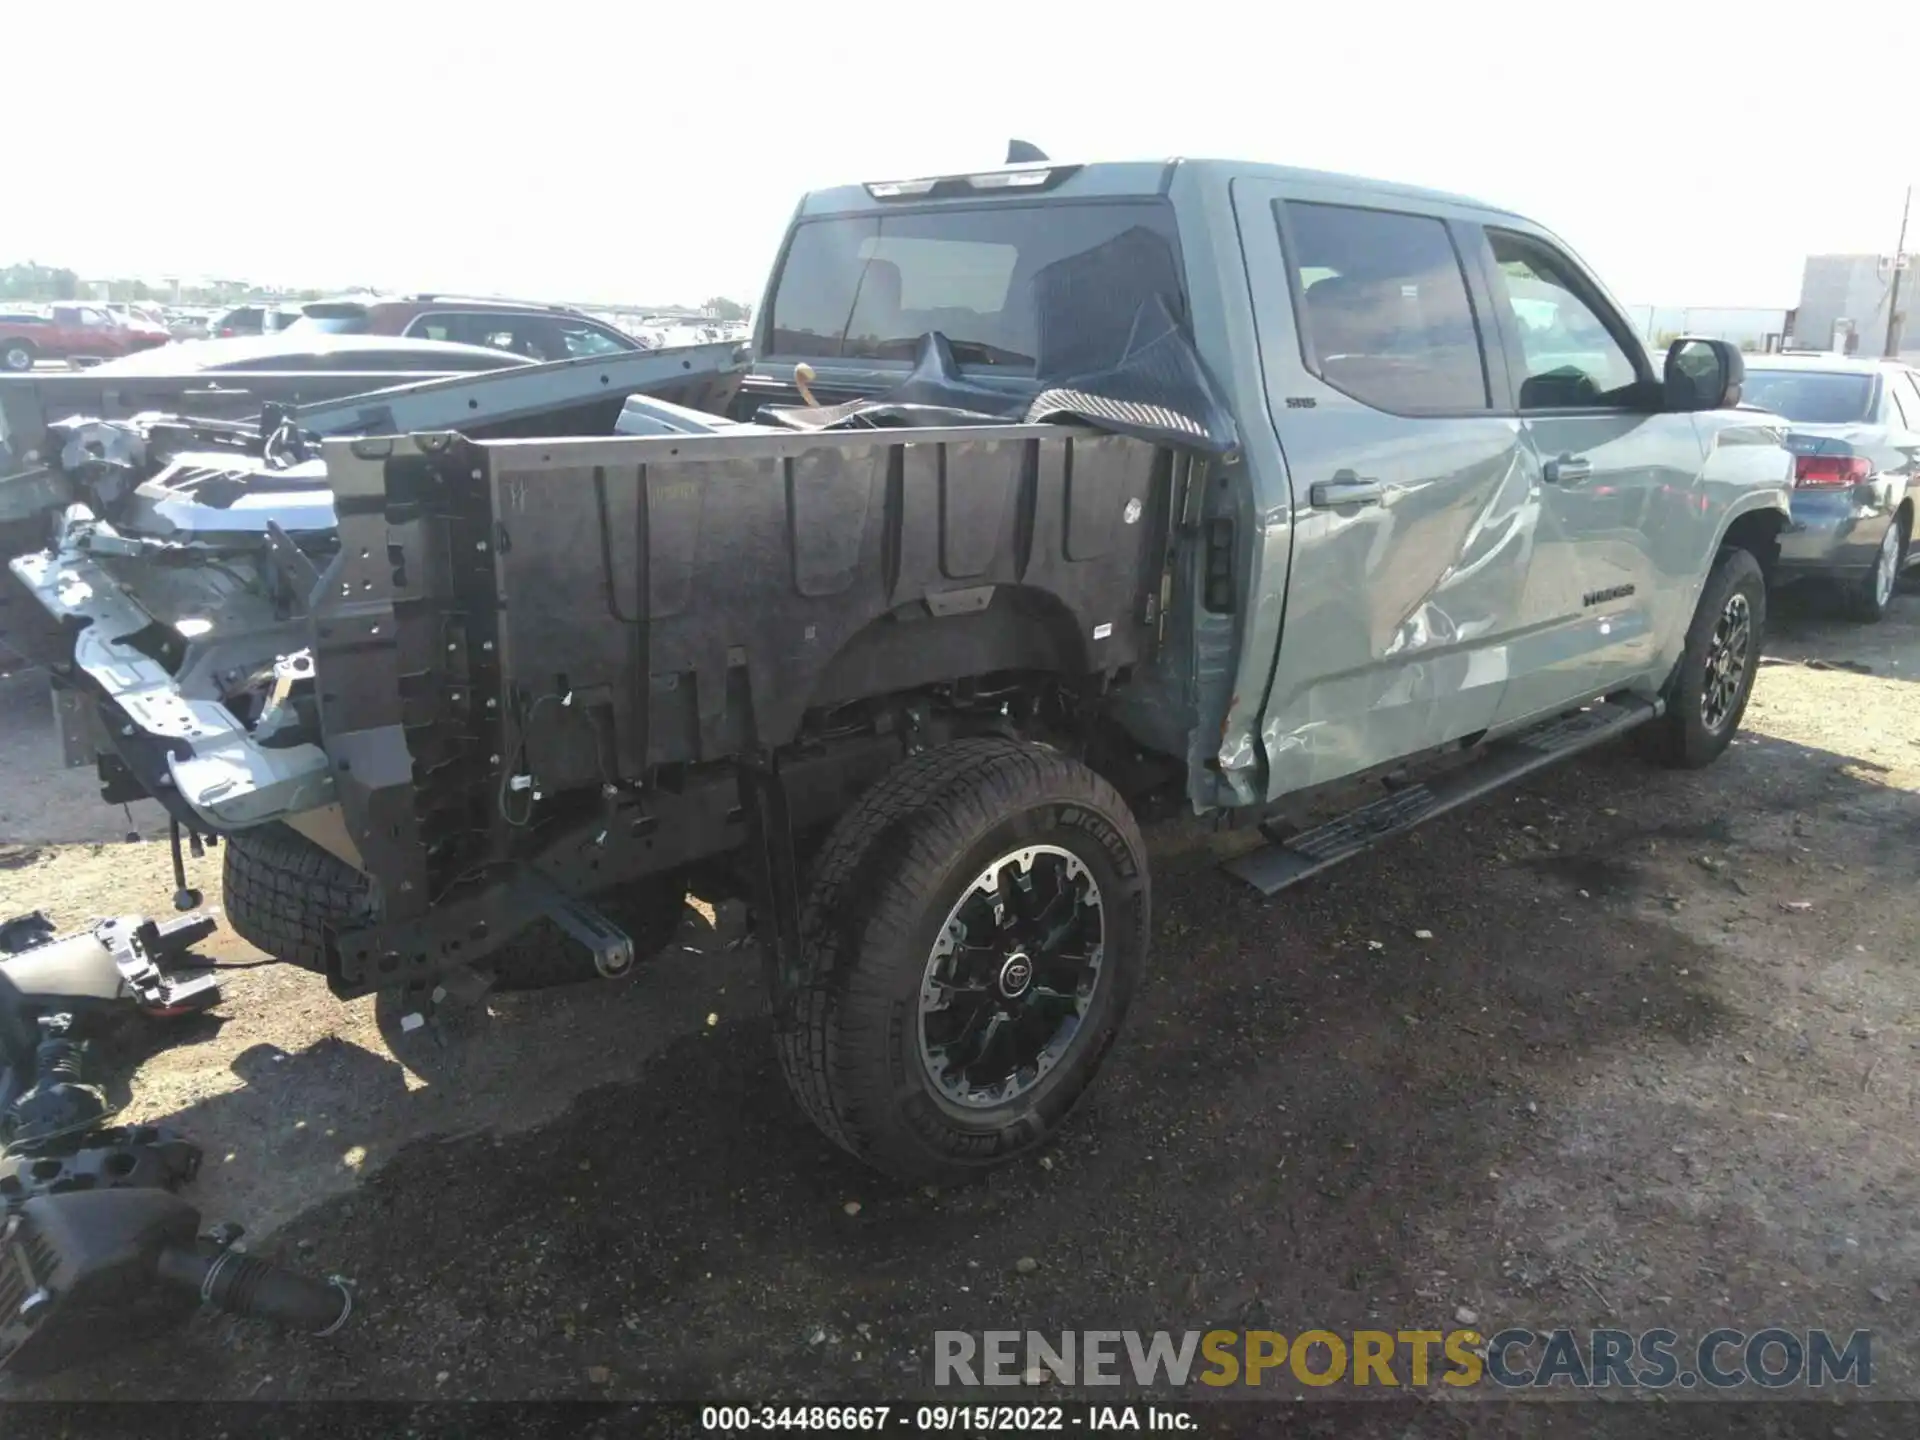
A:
[0, 303, 170, 371]
[0, 293, 663, 372]
[197, 294, 647, 362]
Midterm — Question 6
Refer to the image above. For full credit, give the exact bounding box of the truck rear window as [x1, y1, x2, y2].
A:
[767, 201, 1183, 374]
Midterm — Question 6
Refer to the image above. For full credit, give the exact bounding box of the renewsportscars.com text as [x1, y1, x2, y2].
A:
[935, 1328, 1872, 1390]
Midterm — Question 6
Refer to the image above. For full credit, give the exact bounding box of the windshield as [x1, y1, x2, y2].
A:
[767, 200, 1184, 374]
[1739, 369, 1875, 424]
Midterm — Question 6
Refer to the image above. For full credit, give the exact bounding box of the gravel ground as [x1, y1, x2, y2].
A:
[0, 581, 1916, 1421]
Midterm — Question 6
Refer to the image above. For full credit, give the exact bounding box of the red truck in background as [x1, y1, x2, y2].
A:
[0, 303, 171, 372]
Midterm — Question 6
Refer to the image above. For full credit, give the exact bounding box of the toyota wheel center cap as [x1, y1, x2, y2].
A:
[998, 952, 1034, 998]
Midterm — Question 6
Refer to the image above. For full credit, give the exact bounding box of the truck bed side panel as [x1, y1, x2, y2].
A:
[316, 426, 1170, 915]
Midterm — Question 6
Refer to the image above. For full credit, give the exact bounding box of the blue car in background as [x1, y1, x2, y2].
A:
[1742, 353, 1920, 622]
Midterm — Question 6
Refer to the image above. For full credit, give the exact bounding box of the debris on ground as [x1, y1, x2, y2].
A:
[0, 912, 352, 1377]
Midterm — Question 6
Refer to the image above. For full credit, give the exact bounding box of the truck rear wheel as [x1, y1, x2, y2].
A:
[2, 340, 36, 372]
[222, 823, 689, 990]
[774, 737, 1150, 1183]
[1637, 546, 1766, 769]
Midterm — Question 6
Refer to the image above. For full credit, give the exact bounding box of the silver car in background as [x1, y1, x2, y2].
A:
[1741, 353, 1919, 621]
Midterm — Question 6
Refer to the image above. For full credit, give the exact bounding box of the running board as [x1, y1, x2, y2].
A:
[1223, 697, 1657, 896]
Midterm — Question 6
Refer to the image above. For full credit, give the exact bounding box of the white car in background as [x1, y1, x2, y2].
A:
[102, 302, 171, 332]
[163, 308, 216, 340]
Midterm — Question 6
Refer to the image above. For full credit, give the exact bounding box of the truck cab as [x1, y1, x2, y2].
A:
[742, 157, 1793, 811]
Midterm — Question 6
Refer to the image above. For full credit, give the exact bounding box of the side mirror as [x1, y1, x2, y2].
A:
[1664, 336, 1745, 411]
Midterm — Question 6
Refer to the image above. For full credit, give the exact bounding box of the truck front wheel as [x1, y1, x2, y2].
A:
[775, 738, 1150, 1183]
[1637, 546, 1766, 769]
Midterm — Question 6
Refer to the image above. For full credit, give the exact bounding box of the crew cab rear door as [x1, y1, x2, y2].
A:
[1233, 178, 1537, 794]
[1462, 223, 1692, 724]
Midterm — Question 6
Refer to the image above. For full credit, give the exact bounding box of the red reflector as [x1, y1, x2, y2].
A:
[1794, 454, 1871, 488]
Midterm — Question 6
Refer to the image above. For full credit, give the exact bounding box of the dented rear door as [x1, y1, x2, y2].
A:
[1233, 177, 1538, 795]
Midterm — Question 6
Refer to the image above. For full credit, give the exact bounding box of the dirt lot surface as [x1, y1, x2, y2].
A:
[1, 584, 1916, 1424]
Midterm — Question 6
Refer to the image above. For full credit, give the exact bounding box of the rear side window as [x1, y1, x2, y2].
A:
[555, 319, 630, 357]
[297, 303, 371, 335]
[767, 201, 1184, 374]
[1738, 369, 1874, 424]
[1280, 202, 1489, 413]
[425, 313, 566, 360]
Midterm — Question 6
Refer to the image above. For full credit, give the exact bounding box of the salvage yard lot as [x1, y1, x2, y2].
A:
[1, 585, 1916, 1406]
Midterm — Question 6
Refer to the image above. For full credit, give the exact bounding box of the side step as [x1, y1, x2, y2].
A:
[1223, 696, 1657, 896]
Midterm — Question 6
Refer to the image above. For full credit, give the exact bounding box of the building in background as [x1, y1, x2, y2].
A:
[1791, 253, 1917, 356]
[1626, 304, 1792, 353]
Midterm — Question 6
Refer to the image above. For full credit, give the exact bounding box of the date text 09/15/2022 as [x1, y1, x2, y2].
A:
[701, 1405, 1194, 1432]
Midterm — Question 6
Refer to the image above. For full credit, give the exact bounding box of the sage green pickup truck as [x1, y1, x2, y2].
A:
[6, 155, 1792, 1183]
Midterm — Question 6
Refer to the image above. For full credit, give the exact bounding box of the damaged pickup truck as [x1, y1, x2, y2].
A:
[1, 157, 1792, 1182]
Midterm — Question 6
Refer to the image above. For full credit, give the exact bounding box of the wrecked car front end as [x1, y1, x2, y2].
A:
[1, 346, 752, 847]
[10, 428, 340, 835]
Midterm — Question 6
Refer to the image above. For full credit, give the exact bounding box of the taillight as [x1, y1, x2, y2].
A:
[1793, 454, 1872, 489]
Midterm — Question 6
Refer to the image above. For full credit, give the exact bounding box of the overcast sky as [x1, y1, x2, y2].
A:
[9, 2, 1914, 309]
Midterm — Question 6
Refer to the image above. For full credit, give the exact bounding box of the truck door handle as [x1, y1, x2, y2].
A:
[1543, 455, 1592, 484]
[1310, 478, 1385, 508]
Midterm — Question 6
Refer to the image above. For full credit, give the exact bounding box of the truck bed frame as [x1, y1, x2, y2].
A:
[11, 416, 1186, 999]
[316, 424, 1176, 994]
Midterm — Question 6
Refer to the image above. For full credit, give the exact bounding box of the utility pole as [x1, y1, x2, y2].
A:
[1887, 184, 1912, 357]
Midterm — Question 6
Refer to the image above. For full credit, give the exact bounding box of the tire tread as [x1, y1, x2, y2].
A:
[775, 737, 1145, 1178]
[1640, 546, 1766, 769]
